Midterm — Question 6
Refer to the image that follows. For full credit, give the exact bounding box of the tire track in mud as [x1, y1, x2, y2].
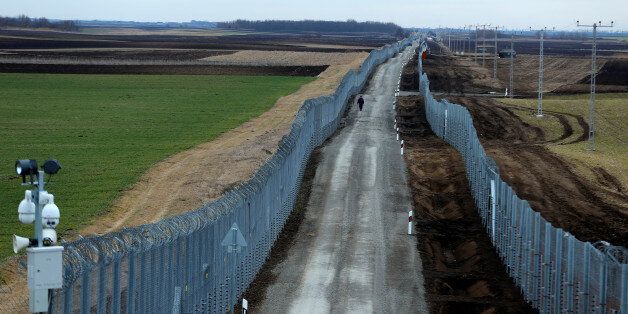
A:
[396, 96, 534, 313]
[444, 97, 627, 247]
[499, 103, 590, 145]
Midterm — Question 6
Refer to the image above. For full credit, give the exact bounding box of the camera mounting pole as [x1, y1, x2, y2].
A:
[33, 170, 44, 247]
[13, 159, 63, 313]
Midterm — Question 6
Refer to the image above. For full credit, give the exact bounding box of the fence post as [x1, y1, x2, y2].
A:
[490, 180, 497, 244]
[621, 263, 628, 313]
[581, 244, 591, 312]
[127, 251, 136, 314]
[543, 222, 552, 312]
[81, 267, 91, 313]
[599, 255, 608, 313]
[112, 257, 120, 314]
[554, 229, 564, 313]
[565, 235, 575, 312]
[532, 211, 542, 308]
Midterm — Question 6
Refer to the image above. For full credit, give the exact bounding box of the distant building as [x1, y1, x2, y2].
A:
[499, 49, 517, 58]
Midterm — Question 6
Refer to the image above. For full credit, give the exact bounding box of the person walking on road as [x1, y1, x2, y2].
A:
[357, 96, 365, 111]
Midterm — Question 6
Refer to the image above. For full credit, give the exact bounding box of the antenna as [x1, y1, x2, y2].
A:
[577, 20, 614, 151]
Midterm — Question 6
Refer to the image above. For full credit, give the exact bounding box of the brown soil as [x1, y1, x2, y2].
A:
[423, 41, 502, 94]
[0, 28, 394, 52]
[400, 47, 420, 91]
[200, 50, 368, 66]
[396, 96, 534, 313]
[441, 96, 628, 248]
[429, 40, 628, 96]
[0, 63, 328, 76]
[421, 46, 628, 247]
[0, 48, 235, 61]
[494, 55, 605, 95]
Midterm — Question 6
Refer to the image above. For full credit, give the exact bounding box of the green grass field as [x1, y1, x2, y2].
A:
[0, 73, 313, 259]
[500, 93, 627, 189]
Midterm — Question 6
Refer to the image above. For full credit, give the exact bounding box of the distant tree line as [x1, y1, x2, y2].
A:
[218, 19, 406, 36]
[0, 15, 79, 31]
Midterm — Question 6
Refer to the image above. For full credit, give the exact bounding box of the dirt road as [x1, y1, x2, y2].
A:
[255, 46, 428, 313]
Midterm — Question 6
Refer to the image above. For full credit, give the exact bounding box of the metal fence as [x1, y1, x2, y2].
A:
[45, 36, 418, 313]
[416, 43, 628, 313]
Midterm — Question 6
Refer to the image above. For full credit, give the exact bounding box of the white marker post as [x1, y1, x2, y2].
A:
[490, 180, 497, 243]
[407, 210, 414, 235]
[242, 299, 249, 314]
[400, 140, 404, 155]
[396, 128, 400, 141]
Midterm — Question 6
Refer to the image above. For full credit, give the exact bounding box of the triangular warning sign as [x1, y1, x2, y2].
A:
[221, 223, 247, 253]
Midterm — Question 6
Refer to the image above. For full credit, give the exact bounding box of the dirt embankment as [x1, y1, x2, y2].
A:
[396, 96, 534, 313]
[426, 39, 628, 95]
[447, 96, 628, 247]
[423, 41, 502, 94]
[554, 59, 628, 93]
[200, 50, 368, 66]
[418, 45, 628, 247]
[399, 47, 419, 91]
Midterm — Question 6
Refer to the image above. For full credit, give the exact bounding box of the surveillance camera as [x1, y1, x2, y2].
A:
[42, 195, 60, 229]
[42, 229, 57, 246]
[18, 190, 36, 224]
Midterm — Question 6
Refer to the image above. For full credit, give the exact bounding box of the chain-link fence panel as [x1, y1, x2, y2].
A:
[44, 36, 419, 313]
[416, 41, 627, 313]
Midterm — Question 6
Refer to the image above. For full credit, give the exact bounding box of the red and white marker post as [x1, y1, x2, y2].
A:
[407, 210, 414, 235]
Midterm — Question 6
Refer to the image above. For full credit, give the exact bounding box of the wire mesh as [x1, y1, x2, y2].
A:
[416, 42, 627, 313]
[43, 36, 419, 313]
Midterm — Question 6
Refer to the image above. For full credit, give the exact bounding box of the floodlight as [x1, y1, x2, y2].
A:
[15, 159, 37, 176]
[43, 159, 61, 175]
[15, 159, 38, 184]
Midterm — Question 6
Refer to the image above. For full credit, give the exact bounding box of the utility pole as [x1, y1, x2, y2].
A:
[473, 24, 489, 65]
[448, 28, 451, 50]
[482, 25, 487, 67]
[531, 27, 547, 117]
[509, 34, 515, 98]
[474, 25, 479, 62]
[577, 20, 614, 151]
[493, 26, 504, 79]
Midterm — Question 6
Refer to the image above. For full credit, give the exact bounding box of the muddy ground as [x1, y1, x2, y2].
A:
[416, 45, 627, 247]
[0, 63, 328, 76]
[396, 96, 534, 313]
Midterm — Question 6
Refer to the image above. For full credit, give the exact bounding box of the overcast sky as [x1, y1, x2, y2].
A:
[2, 0, 625, 30]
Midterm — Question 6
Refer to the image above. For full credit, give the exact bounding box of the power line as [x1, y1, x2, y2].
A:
[577, 20, 615, 151]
